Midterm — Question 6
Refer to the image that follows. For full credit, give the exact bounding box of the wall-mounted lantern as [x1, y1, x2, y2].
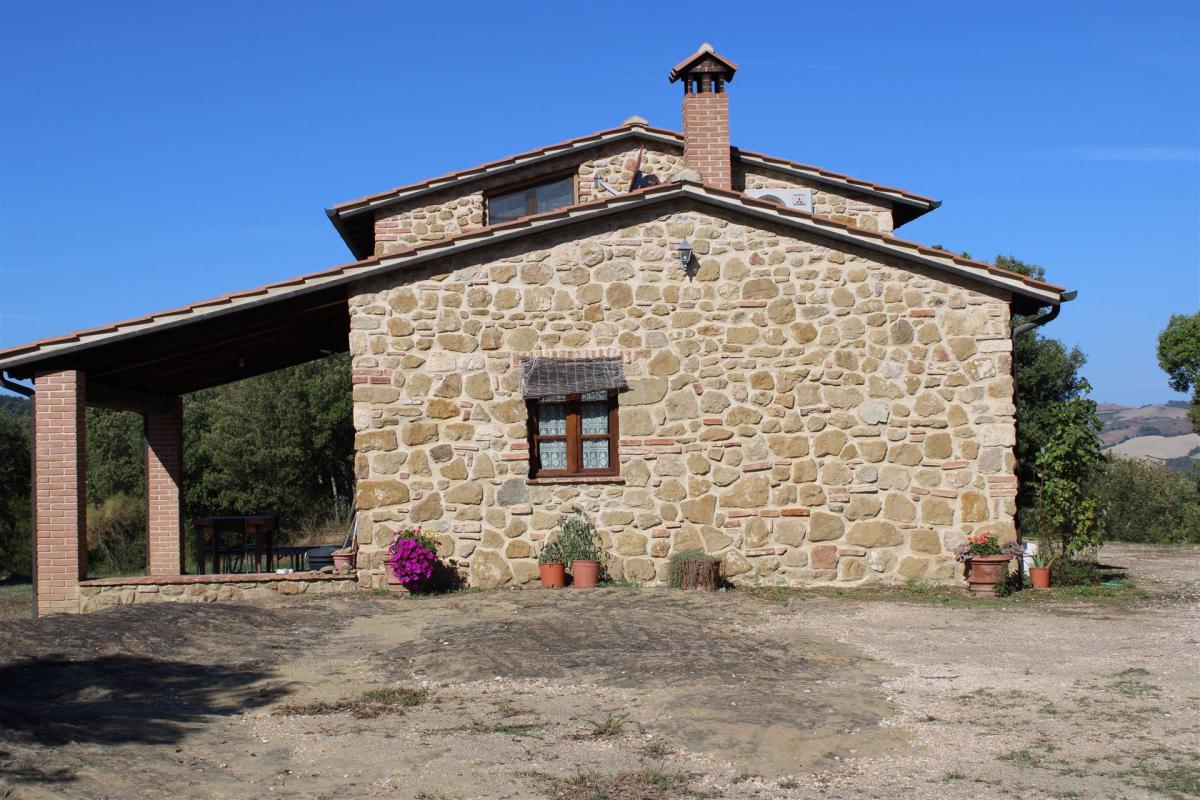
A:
[677, 238, 695, 278]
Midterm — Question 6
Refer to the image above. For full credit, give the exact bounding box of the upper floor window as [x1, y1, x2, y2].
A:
[487, 175, 575, 224]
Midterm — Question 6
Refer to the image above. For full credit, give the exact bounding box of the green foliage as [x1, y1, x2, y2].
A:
[667, 548, 718, 588]
[1000, 255, 1091, 515]
[1030, 385, 1106, 556]
[87, 494, 147, 575]
[1094, 456, 1200, 544]
[1157, 312, 1200, 433]
[1030, 547, 1057, 569]
[184, 355, 354, 537]
[0, 401, 32, 577]
[0, 356, 354, 577]
[86, 408, 145, 504]
[538, 537, 566, 565]
[557, 511, 601, 564]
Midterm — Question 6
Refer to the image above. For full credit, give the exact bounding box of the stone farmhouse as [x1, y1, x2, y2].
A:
[0, 45, 1073, 613]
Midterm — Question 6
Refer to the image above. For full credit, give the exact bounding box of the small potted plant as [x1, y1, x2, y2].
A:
[538, 538, 567, 589]
[559, 512, 602, 589]
[386, 527, 437, 593]
[954, 530, 1023, 597]
[1028, 545, 1055, 590]
[331, 537, 358, 574]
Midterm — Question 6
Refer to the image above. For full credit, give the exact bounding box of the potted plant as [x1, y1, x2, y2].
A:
[559, 512, 602, 589]
[386, 527, 437, 593]
[954, 530, 1023, 597]
[538, 538, 567, 589]
[331, 537, 358, 574]
[1028, 546, 1055, 590]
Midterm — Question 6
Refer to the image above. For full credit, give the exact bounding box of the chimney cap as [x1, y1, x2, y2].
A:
[669, 43, 739, 83]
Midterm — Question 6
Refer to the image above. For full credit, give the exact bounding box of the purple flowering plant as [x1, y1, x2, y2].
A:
[387, 527, 437, 587]
[953, 530, 1023, 563]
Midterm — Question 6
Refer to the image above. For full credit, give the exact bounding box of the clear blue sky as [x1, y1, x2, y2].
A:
[1, 0, 1197, 405]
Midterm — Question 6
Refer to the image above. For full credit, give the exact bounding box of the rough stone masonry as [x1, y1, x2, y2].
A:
[348, 203, 1019, 589]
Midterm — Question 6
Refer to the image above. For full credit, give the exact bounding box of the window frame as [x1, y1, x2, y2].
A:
[485, 172, 578, 225]
[526, 390, 620, 479]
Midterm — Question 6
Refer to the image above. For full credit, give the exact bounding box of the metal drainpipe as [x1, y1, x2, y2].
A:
[1, 371, 35, 398]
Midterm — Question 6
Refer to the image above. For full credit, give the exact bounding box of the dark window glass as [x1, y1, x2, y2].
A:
[488, 175, 574, 224]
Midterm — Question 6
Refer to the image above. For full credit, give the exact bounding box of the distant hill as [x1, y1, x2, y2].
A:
[1098, 402, 1199, 470]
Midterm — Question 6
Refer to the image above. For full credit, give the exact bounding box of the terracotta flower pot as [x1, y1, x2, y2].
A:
[966, 554, 1012, 597]
[571, 560, 601, 589]
[332, 552, 356, 574]
[1029, 566, 1051, 590]
[539, 563, 566, 589]
[385, 572, 411, 594]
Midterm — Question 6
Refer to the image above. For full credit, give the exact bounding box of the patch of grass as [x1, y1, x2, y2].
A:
[1106, 668, 1161, 699]
[276, 685, 427, 719]
[470, 720, 544, 737]
[940, 770, 968, 782]
[800, 578, 1151, 609]
[0, 580, 32, 619]
[778, 777, 801, 789]
[585, 712, 629, 737]
[538, 767, 698, 800]
[997, 748, 1043, 768]
[1126, 762, 1200, 799]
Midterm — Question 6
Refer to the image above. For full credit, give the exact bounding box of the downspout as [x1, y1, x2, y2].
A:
[1, 371, 35, 398]
[1012, 290, 1077, 336]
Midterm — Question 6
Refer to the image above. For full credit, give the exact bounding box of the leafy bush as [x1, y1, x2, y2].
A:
[1095, 456, 1200, 544]
[538, 537, 566, 565]
[87, 493, 147, 575]
[667, 548, 719, 589]
[558, 512, 601, 564]
[1030, 388, 1106, 556]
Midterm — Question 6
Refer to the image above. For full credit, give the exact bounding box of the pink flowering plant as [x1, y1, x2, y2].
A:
[953, 530, 1023, 563]
[387, 527, 437, 587]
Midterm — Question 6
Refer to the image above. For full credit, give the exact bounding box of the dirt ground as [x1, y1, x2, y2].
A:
[1, 543, 1197, 800]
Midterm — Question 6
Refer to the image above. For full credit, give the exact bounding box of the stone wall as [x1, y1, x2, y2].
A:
[77, 573, 359, 613]
[373, 143, 684, 256]
[736, 164, 896, 233]
[348, 202, 1017, 589]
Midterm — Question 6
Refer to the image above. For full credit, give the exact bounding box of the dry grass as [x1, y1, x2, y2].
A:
[275, 686, 427, 719]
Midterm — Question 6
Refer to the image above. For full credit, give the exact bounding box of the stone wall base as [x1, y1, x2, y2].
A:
[77, 572, 360, 613]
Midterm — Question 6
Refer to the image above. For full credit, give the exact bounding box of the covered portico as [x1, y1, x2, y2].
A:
[1, 284, 352, 615]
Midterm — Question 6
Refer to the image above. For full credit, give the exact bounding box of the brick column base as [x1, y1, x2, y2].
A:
[146, 397, 183, 577]
[33, 370, 87, 615]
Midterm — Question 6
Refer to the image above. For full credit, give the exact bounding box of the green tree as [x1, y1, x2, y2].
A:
[1031, 386, 1106, 556]
[86, 408, 145, 504]
[995, 255, 1090, 513]
[0, 401, 33, 576]
[1157, 312, 1200, 432]
[184, 355, 354, 537]
[1096, 456, 1200, 544]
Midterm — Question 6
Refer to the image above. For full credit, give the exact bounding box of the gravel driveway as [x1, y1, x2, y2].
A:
[0, 543, 1196, 799]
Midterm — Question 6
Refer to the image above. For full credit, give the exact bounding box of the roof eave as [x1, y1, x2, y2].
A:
[0, 182, 1070, 373]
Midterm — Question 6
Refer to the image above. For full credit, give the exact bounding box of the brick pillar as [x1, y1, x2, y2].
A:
[33, 370, 87, 616]
[146, 397, 183, 576]
[681, 78, 731, 190]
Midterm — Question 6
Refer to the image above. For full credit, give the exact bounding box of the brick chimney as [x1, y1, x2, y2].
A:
[669, 43, 738, 190]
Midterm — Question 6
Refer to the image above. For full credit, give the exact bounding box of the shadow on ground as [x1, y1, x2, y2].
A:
[0, 654, 282, 747]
